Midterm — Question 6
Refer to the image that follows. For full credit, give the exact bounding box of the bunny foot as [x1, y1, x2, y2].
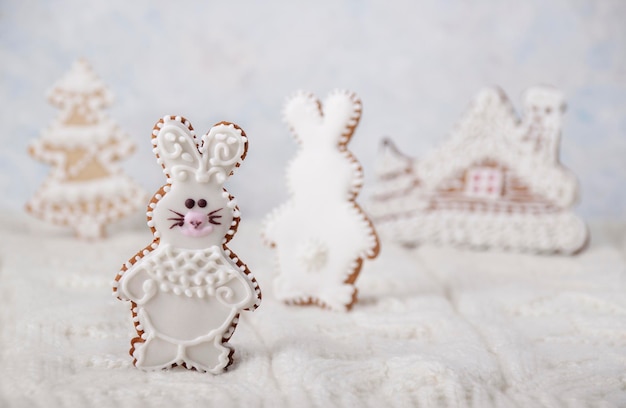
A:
[134, 337, 178, 370]
[186, 337, 231, 373]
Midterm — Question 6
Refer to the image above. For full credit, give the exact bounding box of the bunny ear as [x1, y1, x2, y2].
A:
[152, 116, 201, 182]
[199, 121, 248, 184]
[283, 91, 322, 142]
[322, 89, 362, 145]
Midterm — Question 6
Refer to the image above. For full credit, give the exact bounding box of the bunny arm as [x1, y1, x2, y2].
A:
[221, 246, 262, 311]
[117, 262, 157, 305]
[261, 200, 293, 247]
[216, 272, 256, 310]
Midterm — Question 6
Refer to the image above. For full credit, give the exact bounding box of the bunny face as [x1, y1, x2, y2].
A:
[149, 116, 247, 250]
[151, 182, 233, 249]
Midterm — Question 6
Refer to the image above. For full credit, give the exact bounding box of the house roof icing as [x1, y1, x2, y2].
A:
[412, 86, 579, 208]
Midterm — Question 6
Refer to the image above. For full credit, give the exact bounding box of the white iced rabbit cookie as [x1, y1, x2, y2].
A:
[263, 90, 380, 311]
[113, 116, 261, 373]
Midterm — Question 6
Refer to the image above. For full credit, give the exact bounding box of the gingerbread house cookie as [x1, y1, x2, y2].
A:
[263, 90, 380, 311]
[369, 86, 588, 254]
[25, 59, 145, 239]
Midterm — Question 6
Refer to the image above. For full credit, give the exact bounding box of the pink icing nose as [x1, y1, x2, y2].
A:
[184, 211, 206, 229]
[181, 211, 214, 237]
[185, 211, 207, 229]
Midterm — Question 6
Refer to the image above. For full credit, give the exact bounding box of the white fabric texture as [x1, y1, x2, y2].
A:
[1, 213, 625, 407]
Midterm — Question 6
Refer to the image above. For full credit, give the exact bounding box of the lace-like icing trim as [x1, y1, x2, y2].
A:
[377, 211, 587, 254]
[134, 245, 239, 297]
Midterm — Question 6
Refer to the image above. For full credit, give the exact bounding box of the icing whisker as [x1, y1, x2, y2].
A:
[169, 221, 184, 229]
[208, 208, 223, 225]
[169, 209, 185, 218]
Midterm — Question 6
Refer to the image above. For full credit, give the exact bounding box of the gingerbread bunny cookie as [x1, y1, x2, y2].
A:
[263, 90, 380, 311]
[113, 116, 261, 373]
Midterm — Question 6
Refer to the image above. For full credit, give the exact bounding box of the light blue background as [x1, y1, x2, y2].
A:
[1, 0, 625, 219]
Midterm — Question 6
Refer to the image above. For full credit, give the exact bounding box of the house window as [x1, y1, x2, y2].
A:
[465, 167, 503, 199]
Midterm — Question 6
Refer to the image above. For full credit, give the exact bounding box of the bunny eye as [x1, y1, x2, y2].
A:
[185, 199, 195, 209]
[198, 199, 207, 208]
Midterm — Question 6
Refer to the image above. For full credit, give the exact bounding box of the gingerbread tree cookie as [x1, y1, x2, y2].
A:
[263, 90, 380, 311]
[25, 59, 145, 239]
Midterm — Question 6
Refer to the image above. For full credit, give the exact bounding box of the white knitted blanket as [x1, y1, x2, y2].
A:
[1, 213, 625, 407]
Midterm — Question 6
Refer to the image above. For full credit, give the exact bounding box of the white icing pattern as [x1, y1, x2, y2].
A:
[114, 116, 261, 373]
[368, 86, 589, 254]
[263, 90, 379, 311]
[120, 245, 247, 299]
